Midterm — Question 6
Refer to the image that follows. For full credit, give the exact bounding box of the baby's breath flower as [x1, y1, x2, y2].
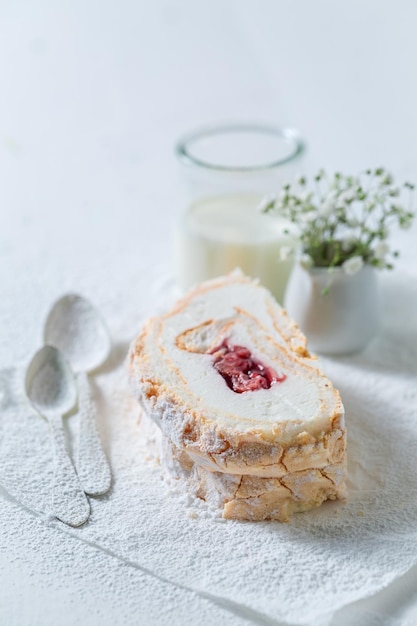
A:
[300, 253, 313, 269]
[296, 174, 307, 186]
[319, 200, 334, 217]
[399, 213, 414, 229]
[335, 207, 347, 221]
[299, 191, 313, 203]
[338, 189, 355, 204]
[364, 201, 376, 212]
[298, 212, 316, 226]
[347, 217, 360, 228]
[373, 241, 389, 260]
[315, 168, 325, 181]
[257, 194, 276, 213]
[342, 256, 364, 275]
[388, 187, 400, 197]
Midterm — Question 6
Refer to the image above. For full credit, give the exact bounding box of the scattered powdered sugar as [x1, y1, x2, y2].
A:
[1, 271, 417, 626]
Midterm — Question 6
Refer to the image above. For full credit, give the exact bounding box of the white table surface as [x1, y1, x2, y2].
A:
[1, 2, 417, 624]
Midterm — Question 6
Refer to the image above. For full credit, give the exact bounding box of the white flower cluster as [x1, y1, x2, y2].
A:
[262, 168, 414, 272]
[342, 256, 363, 275]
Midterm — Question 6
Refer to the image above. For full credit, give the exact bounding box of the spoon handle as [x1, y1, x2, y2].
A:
[76, 372, 111, 496]
[48, 413, 91, 527]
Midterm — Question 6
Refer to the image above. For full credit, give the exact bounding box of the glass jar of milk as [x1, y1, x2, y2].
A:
[174, 124, 305, 303]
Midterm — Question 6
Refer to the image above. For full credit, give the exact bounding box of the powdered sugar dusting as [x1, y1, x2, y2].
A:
[1, 272, 417, 625]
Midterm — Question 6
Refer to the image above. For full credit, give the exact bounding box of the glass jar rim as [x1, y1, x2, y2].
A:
[175, 123, 305, 173]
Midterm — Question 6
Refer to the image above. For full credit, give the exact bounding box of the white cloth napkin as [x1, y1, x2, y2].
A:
[1, 272, 416, 626]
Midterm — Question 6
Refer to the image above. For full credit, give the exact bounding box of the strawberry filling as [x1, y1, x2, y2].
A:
[209, 340, 286, 393]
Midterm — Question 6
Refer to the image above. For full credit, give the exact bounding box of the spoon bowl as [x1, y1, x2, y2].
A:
[25, 345, 77, 419]
[44, 294, 111, 374]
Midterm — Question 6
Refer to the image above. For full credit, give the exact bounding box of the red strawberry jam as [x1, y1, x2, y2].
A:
[210, 340, 286, 393]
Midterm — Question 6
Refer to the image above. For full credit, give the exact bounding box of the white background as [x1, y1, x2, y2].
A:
[1, 2, 416, 625]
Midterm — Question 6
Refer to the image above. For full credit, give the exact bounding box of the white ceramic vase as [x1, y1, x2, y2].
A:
[284, 263, 381, 355]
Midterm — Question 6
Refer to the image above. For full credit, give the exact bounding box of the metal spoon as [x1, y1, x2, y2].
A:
[25, 346, 90, 527]
[44, 294, 111, 496]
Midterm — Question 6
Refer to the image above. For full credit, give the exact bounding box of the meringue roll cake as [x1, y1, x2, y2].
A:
[129, 272, 346, 521]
